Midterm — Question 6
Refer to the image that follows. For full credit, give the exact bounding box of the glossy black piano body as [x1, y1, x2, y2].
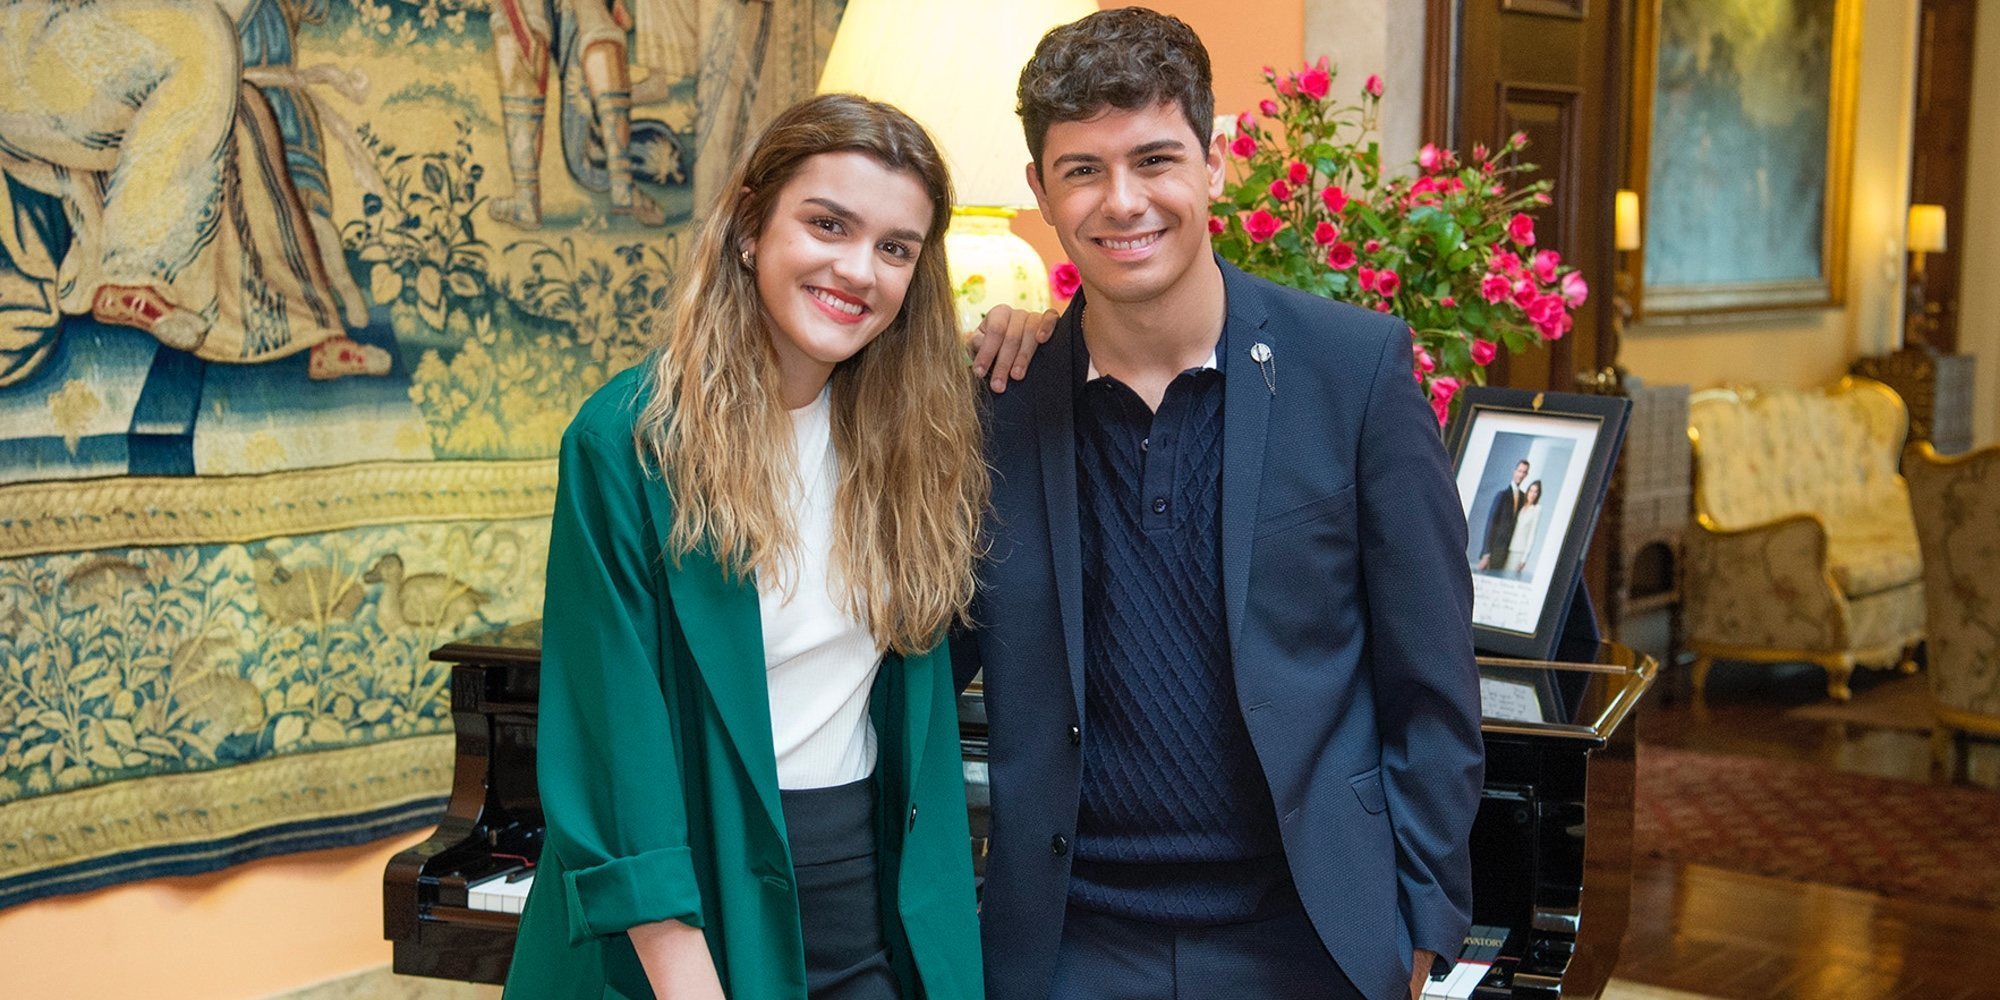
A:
[386, 626, 1651, 997]
[1460, 646, 1653, 999]
[384, 621, 545, 983]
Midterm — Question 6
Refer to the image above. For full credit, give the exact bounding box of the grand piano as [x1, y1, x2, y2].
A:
[385, 624, 1653, 998]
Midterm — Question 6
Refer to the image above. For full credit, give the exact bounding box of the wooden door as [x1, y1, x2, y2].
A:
[1425, 0, 1629, 393]
[1908, 0, 1977, 352]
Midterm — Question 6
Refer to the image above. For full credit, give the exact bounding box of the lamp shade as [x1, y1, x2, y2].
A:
[817, 0, 1098, 210]
[1908, 203, 1947, 254]
[1614, 189, 1642, 252]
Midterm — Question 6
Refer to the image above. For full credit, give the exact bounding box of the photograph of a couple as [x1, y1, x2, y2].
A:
[1465, 434, 1575, 583]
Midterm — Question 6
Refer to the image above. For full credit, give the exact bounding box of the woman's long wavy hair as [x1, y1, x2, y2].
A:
[635, 93, 987, 655]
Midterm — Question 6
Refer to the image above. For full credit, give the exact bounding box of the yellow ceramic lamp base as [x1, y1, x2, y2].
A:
[946, 208, 1050, 332]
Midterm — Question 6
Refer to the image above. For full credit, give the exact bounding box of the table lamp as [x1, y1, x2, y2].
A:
[818, 0, 1098, 329]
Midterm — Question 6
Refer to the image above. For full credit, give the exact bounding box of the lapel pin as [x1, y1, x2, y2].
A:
[1249, 342, 1276, 395]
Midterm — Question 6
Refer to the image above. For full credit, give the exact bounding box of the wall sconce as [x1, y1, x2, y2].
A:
[1906, 203, 1947, 347]
[818, 0, 1099, 329]
[1615, 189, 1643, 254]
[1612, 188, 1642, 339]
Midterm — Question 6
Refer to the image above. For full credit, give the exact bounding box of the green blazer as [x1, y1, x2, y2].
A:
[502, 369, 983, 1000]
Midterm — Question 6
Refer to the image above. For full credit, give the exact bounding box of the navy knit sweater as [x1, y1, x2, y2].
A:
[1068, 346, 1291, 925]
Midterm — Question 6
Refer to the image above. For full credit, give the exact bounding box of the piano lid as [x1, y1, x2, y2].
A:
[1476, 641, 1655, 745]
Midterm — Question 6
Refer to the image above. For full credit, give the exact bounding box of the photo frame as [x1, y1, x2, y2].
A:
[1446, 387, 1629, 661]
[1626, 0, 1860, 318]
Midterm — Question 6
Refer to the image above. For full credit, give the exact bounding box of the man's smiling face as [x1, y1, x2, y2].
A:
[1027, 100, 1226, 309]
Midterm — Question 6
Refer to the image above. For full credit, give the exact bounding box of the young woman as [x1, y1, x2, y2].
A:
[502, 93, 987, 1000]
[1506, 480, 1544, 577]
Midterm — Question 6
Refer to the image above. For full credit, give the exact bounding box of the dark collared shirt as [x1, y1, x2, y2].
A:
[1068, 324, 1290, 925]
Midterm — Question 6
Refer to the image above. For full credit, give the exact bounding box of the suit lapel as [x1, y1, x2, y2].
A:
[1032, 305, 1088, 723]
[898, 648, 933, 813]
[657, 541, 787, 847]
[1219, 263, 1272, 658]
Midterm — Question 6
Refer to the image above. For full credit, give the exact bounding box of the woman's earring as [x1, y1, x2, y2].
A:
[739, 248, 755, 272]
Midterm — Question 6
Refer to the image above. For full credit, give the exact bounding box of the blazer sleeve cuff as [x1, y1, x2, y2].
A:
[562, 845, 704, 943]
[1403, 882, 1471, 966]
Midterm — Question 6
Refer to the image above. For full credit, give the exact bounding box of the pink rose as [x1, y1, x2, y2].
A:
[1480, 274, 1510, 304]
[1364, 239, 1382, 254]
[1230, 134, 1258, 159]
[1470, 339, 1498, 366]
[1418, 143, 1442, 172]
[1313, 221, 1339, 246]
[1508, 213, 1536, 246]
[1269, 180, 1293, 201]
[1414, 345, 1436, 373]
[1532, 250, 1561, 283]
[1509, 130, 1528, 149]
[1277, 75, 1298, 97]
[1472, 142, 1489, 162]
[1245, 209, 1285, 243]
[1561, 271, 1589, 307]
[1321, 185, 1348, 214]
[1375, 301, 1393, 313]
[1260, 98, 1281, 117]
[1430, 376, 1462, 405]
[1376, 269, 1402, 296]
[1512, 279, 1537, 308]
[1328, 242, 1357, 270]
[1358, 266, 1378, 292]
[1363, 74, 1384, 98]
[1528, 294, 1566, 339]
[1262, 65, 1277, 80]
[1208, 216, 1227, 235]
[1490, 250, 1522, 275]
[1300, 66, 1331, 100]
[1431, 396, 1451, 426]
[1287, 161, 1310, 185]
[1439, 296, 1456, 308]
[1049, 262, 1081, 300]
[1237, 112, 1257, 135]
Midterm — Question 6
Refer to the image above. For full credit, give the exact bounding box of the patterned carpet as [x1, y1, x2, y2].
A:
[1635, 744, 2000, 909]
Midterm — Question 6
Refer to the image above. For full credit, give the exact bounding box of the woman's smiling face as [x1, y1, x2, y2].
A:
[745, 150, 934, 403]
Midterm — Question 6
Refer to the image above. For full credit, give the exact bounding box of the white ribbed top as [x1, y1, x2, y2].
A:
[759, 386, 883, 790]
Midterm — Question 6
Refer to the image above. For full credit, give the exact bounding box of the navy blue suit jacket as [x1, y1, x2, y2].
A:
[953, 261, 1483, 1000]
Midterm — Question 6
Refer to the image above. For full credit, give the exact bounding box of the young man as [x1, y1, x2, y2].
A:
[953, 9, 1484, 1000]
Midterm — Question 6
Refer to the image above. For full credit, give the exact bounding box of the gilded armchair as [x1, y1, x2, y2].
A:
[1906, 442, 2000, 777]
[1683, 378, 1924, 701]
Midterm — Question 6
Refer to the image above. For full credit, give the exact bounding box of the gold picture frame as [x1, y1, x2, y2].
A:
[1625, 0, 1861, 319]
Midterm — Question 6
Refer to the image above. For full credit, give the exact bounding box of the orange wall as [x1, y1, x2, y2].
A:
[0, 5, 1306, 999]
[1013, 0, 1308, 267]
[0, 832, 429, 1000]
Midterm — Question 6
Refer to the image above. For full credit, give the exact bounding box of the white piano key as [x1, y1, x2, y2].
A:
[466, 869, 535, 913]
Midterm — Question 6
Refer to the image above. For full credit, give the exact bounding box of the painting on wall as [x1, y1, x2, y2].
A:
[0, 0, 843, 907]
[1632, 0, 1858, 316]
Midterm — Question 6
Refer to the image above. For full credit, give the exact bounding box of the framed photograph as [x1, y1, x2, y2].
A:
[1627, 0, 1860, 317]
[1446, 388, 1630, 661]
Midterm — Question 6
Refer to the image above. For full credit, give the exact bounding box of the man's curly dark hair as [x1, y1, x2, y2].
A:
[1015, 7, 1214, 173]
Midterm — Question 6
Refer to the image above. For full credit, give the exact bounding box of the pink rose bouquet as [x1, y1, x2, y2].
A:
[1213, 58, 1588, 424]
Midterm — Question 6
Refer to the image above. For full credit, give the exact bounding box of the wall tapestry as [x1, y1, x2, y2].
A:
[0, 0, 842, 907]
[1632, 0, 1858, 316]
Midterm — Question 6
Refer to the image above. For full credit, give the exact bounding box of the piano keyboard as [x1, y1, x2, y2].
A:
[466, 871, 535, 914]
